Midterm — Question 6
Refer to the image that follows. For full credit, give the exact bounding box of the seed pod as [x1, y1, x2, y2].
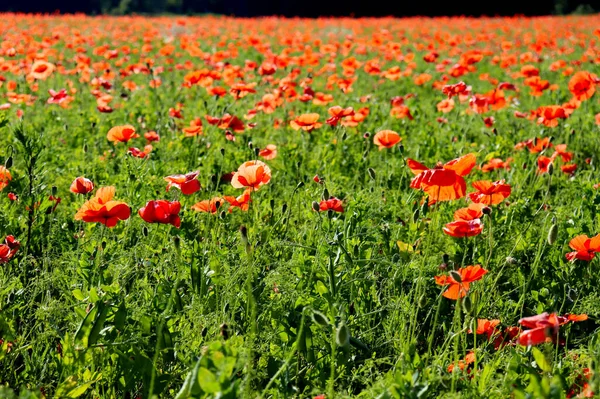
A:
[367, 167, 376, 180]
[336, 322, 350, 348]
[547, 223, 558, 245]
[312, 201, 320, 212]
[482, 206, 492, 215]
[220, 148, 225, 156]
[449, 270, 462, 283]
[311, 310, 329, 327]
[462, 295, 473, 315]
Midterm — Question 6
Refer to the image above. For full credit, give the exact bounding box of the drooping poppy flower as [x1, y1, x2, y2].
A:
[70, 177, 94, 195]
[74, 186, 131, 227]
[30, 60, 55, 80]
[223, 189, 252, 212]
[319, 197, 344, 213]
[0, 235, 20, 264]
[408, 153, 477, 205]
[565, 234, 600, 262]
[258, 144, 278, 160]
[435, 265, 488, 300]
[107, 125, 139, 143]
[373, 130, 401, 150]
[138, 200, 181, 228]
[0, 166, 12, 191]
[191, 197, 224, 214]
[443, 219, 484, 238]
[468, 180, 511, 205]
[164, 171, 201, 195]
[568, 71, 597, 101]
[290, 113, 322, 132]
[453, 202, 486, 221]
[231, 160, 271, 191]
[481, 158, 511, 172]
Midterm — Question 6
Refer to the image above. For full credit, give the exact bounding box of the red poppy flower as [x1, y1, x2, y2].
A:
[206, 113, 245, 133]
[164, 171, 201, 195]
[517, 312, 585, 346]
[191, 197, 224, 214]
[139, 200, 181, 228]
[182, 118, 203, 137]
[70, 177, 94, 195]
[231, 160, 271, 191]
[443, 219, 484, 238]
[435, 265, 488, 300]
[468, 180, 511, 205]
[408, 153, 477, 205]
[319, 197, 344, 213]
[453, 202, 486, 221]
[373, 130, 401, 150]
[537, 156, 553, 174]
[481, 158, 511, 172]
[0, 235, 20, 264]
[326, 106, 354, 126]
[442, 81, 469, 98]
[258, 144, 277, 160]
[565, 234, 600, 262]
[74, 187, 131, 227]
[290, 113, 322, 132]
[223, 189, 252, 212]
[568, 71, 597, 101]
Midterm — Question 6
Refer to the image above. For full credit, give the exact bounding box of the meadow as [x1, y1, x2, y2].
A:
[1, 13, 600, 398]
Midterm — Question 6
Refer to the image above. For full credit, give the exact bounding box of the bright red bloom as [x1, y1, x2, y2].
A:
[70, 177, 94, 195]
[435, 265, 488, 300]
[319, 197, 344, 213]
[517, 312, 585, 346]
[0, 235, 20, 264]
[164, 171, 201, 195]
[537, 156, 553, 174]
[443, 219, 484, 238]
[206, 113, 245, 133]
[568, 71, 597, 101]
[468, 180, 511, 205]
[565, 234, 600, 262]
[138, 200, 181, 228]
[326, 106, 354, 126]
[442, 81, 469, 98]
[453, 202, 486, 221]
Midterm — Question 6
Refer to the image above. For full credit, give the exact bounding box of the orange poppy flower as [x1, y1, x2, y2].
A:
[453, 202, 486, 221]
[223, 189, 252, 212]
[536, 106, 567, 128]
[565, 234, 600, 262]
[326, 106, 354, 126]
[70, 177, 94, 195]
[182, 117, 203, 137]
[408, 153, 477, 205]
[561, 164, 577, 175]
[443, 219, 484, 238]
[437, 98, 455, 113]
[568, 71, 597, 101]
[373, 130, 401, 150]
[107, 125, 139, 143]
[481, 158, 511, 172]
[74, 186, 131, 227]
[447, 352, 476, 373]
[164, 171, 201, 195]
[476, 319, 501, 339]
[290, 113, 322, 132]
[30, 60, 55, 80]
[551, 144, 573, 162]
[435, 265, 488, 300]
[191, 197, 224, 214]
[231, 160, 271, 191]
[258, 144, 278, 160]
[468, 180, 511, 205]
[0, 166, 12, 191]
[319, 197, 344, 213]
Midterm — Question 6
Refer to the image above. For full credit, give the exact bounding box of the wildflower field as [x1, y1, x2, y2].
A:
[2, 13, 600, 398]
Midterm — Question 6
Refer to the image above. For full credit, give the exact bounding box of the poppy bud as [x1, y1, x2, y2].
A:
[101, 240, 107, 250]
[547, 162, 554, 175]
[296, 181, 305, 189]
[248, 141, 253, 150]
[5, 156, 12, 169]
[296, 160, 302, 170]
[397, 144, 404, 155]
[51, 186, 57, 196]
[367, 168, 376, 180]
[418, 294, 427, 308]
[462, 295, 473, 315]
[539, 287, 549, 297]
[449, 270, 462, 283]
[254, 147, 260, 157]
[201, 326, 208, 338]
[311, 201, 319, 212]
[219, 210, 226, 219]
[281, 203, 287, 214]
[323, 188, 329, 200]
[412, 208, 420, 223]
[142, 226, 148, 237]
[420, 200, 428, 216]
[220, 148, 225, 156]
[341, 131, 347, 141]
[336, 321, 350, 348]
[83, 143, 88, 153]
[220, 323, 230, 340]
[547, 223, 558, 245]
[482, 206, 492, 215]
[173, 235, 181, 251]
[363, 132, 370, 139]
[311, 310, 329, 327]
[269, 199, 275, 209]
[442, 253, 450, 264]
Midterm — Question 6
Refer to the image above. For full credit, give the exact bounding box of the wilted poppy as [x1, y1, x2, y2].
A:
[290, 113, 322, 132]
[408, 153, 477, 205]
[164, 171, 201, 195]
[373, 130, 401, 150]
[74, 186, 131, 227]
[70, 177, 94, 195]
[231, 160, 271, 191]
[565, 234, 600, 261]
[435, 265, 488, 300]
[468, 180, 511, 205]
[0, 166, 12, 191]
[107, 125, 139, 143]
[139, 200, 181, 228]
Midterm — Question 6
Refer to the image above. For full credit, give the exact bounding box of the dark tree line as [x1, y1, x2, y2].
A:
[0, 0, 597, 17]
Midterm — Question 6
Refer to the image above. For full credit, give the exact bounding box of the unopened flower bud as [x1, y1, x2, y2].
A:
[312, 201, 320, 212]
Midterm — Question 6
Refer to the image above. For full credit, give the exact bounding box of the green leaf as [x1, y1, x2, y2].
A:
[72, 289, 86, 301]
[197, 367, 220, 393]
[532, 347, 552, 372]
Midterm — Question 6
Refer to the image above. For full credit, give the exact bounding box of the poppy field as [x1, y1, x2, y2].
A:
[2, 13, 600, 398]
